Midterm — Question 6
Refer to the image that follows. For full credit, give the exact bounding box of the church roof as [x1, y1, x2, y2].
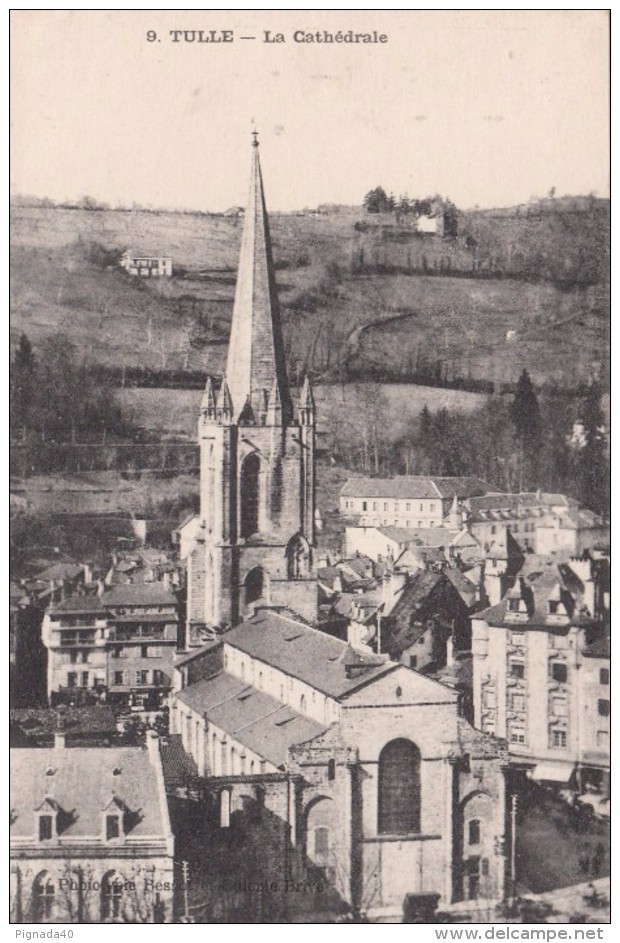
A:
[223, 610, 396, 699]
[225, 135, 292, 423]
[175, 672, 326, 768]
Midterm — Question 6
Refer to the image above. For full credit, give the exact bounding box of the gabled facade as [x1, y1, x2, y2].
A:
[186, 138, 317, 641]
[170, 610, 510, 919]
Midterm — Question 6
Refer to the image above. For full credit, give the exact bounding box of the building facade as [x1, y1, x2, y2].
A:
[42, 584, 179, 710]
[10, 732, 174, 923]
[340, 477, 489, 529]
[171, 611, 510, 918]
[471, 557, 610, 795]
[120, 254, 172, 277]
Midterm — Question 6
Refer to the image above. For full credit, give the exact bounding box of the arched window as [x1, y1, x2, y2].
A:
[300, 694, 306, 712]
[313, 826, 330, 864]
[33, 872, 55, 922]
[240, 453, 260, 538]
[244, 567, 265, 607]
[101, 871, 123, 921]
[378, 738, 421, 835]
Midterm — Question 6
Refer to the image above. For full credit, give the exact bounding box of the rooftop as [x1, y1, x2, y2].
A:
[50, 595, 107, 615]
[475, 560, 597, 630]
[10, 745, 170, 842]
[223, 610, 396, 699]
[176, 672, 327, 768]
[341, 476, 490, 500]
[102, 584, 178, 608]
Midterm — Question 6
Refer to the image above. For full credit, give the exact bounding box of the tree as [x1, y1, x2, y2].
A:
[10, 333, 37, 439]
[572, 383, 609, 514]
[363, 187, 392, 214]
[511, 370, 541, 445]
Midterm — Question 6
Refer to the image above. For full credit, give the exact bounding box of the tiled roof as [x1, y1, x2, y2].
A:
[50, 595, 107, 614]
[343, 555, 375, 577]
[176, 673, 327, 768]
[223, 610, 396, 699]
[10, 746, 170, 841]
[10, 707, 117, 741]
[457, 717, 506, 758]
[467, 492, 576, 517]
[475, 561, 596, 629]
[341, 477, 440, 499]
[174, 641, 221, 667]
[35, 562, 84, 582]
[379, 526, 453, 547]
[341, 476, 489, 500]
[160, 734, 199, 787]
[443, 567, 477, 606]
[102, 584, 178, 608]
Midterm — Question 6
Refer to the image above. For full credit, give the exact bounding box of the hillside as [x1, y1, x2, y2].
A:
[10, 200, 609, 389]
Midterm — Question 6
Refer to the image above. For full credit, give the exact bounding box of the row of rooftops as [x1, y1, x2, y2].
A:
[49, 582, 179, 615]
[341, 480, 606, 526]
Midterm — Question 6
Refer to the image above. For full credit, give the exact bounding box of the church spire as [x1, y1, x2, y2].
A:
[225, 133, 292, 424]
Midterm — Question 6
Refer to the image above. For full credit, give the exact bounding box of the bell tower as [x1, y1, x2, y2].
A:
[187, 134, 317, 643]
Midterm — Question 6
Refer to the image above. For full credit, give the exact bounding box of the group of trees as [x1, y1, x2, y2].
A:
[10, 333, 129, 447]
[362, 187, 459, 235]
[328, 371, 609, 515]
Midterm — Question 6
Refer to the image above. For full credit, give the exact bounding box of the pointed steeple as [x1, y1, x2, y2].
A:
[266, 376, 282, 425]
[201, 376, 216, 421]
[216, 378, 234, 424]
[225, 133, 292, 423]
[298, 375, 315, 425]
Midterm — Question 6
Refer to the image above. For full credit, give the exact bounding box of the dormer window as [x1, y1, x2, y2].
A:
[106, 815, 120, 840]
[36, 798, 59, 841]
[507, 599, 520, 612]
[102, 797, 125, 841]
[39, 814, 54, 841]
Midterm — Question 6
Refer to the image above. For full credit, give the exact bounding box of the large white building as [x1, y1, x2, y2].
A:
[340, 477, 490, 529]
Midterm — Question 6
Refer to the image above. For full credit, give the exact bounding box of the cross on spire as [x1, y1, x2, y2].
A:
[251, 129, 259, 148]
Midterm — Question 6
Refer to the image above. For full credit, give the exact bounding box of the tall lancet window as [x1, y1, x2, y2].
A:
[378, 738, 421, 834]
[240, 453, 260, 537]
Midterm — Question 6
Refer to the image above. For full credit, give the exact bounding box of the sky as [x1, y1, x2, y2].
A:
[10, 10, 610, 212]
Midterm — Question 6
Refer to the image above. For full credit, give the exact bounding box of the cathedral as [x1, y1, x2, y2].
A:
[173, 136, 510, 921]
[186, 133, 317, 644]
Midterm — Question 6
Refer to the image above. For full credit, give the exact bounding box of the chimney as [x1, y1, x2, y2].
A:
[382, 570, 406, 614]
[145, 729, 160, 766]
[54, 731, 66, 750]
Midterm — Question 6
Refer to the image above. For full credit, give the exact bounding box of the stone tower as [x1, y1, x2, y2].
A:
[187, 135, 317, 643]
